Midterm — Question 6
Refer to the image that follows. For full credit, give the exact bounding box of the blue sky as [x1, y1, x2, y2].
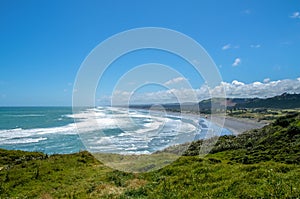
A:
[0, 0, 300, 106]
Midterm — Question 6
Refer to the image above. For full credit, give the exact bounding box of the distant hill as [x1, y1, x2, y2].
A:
[130, 93, 300, 113]
[233, 93, 300, 109]
[198, 93, 300, 110]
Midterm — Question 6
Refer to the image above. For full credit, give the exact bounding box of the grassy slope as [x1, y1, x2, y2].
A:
[183, 112, 300, 164]
[0, 114, 300, 198]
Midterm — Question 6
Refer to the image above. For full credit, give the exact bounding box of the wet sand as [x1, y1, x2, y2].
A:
[206, 115, 268, 135]
[167, 111, 268, 135]
[136, 108, 269, 135]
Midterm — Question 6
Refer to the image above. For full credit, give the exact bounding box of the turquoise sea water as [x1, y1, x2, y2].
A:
[0, 107, 232, 154]
[0, 107, 84, 154]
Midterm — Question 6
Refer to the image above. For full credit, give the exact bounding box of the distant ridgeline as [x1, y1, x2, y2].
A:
[130, 93, 300, 113]
[232, 93, 300, 109]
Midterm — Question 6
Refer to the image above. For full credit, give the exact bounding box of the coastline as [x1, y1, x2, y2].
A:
[205, 115, 268, 135]
[0, 106, 269, 156]
[160, 110, 268, 135]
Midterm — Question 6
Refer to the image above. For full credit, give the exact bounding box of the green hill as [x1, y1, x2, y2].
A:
[233, 93, 300, 109]
[130, 93, 300, 114]
[200, 93, 300, 110]
[182, 112, 300, 164]
[0, 113, 300, 198]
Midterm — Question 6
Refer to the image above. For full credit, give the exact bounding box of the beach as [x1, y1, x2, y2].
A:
[207, 115, 268, 135]
[0, 107, 268, 155]
[165, 110, 268, 135]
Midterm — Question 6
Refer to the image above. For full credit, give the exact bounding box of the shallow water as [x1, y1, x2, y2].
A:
[0, 107, 232, 154]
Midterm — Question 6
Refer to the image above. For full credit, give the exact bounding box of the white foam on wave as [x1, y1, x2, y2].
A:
[0, 137, 47, 145]
[70, 108, 137, 131]
[136, 119, 164, 134]
[0, 123, 78, 144]
[95, 136, 114, 145]
[5, 114, 45, 117]
[75, 107, 199, 153]
[0, 106, 199, 153]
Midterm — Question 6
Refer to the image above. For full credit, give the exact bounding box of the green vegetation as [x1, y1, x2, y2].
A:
[234, 93, 300, 109]
[182, 112, 300, 164]
[130, 93, 300, 114]
[1, 113, 300, 198]
[227, 108, 300, 122]
[94, 152, 181, 173]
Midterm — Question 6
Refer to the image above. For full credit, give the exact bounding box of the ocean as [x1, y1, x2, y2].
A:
[0, 107, 232, 154]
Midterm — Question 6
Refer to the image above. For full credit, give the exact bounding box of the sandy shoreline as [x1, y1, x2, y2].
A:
[133, 107, 268, 135]
[162, 111, 268, 135]
[206, 115, 268, 135]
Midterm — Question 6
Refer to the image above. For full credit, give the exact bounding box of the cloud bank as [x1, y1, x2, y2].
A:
[99, 77, 300, 105]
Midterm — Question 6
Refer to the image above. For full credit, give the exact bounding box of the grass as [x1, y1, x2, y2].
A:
[0, 113, 300, 198]
[181, 112, 300, 165]
[94, 152, 180, 173]
[227, 108, 300, 122]
[1, 150, 300, 198]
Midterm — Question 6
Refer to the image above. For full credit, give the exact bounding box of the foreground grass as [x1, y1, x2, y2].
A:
[0, 150, 299, 198]
[94, 152, 182, 173]
[1, 113, 300, 198]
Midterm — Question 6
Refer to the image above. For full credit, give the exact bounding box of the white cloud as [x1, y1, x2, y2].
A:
[222, 44, 231, 50]
[164, 77, 186, 86]
[290, 12, 300, 19]
[98, 77, 300, 105]
[263, 78, 270, 83]
[222, 44, 239, 50]
[232, 58, 241, 66]
[250, 44, 261, 48]
[207, 78, 300, 99]
[232, 80, 245, 86]
[253, 81, 263, 87]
